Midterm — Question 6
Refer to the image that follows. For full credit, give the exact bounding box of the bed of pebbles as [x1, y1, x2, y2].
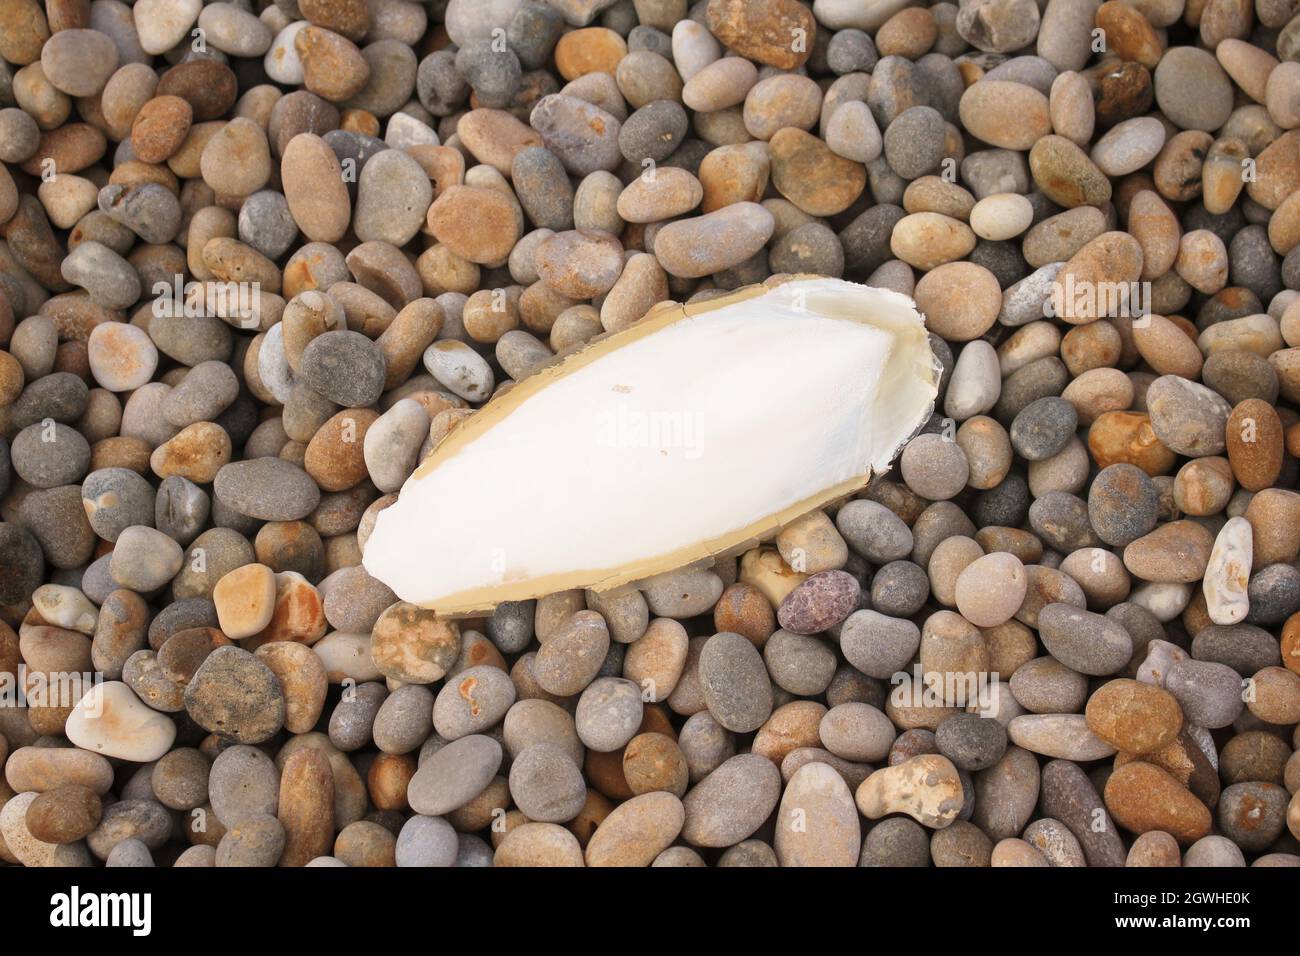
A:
[2, 0, 1300, 867]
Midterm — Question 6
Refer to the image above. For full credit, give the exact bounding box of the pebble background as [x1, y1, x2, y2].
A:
[0, 0, 1299, 868]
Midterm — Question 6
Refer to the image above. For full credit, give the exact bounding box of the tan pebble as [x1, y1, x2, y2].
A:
[928, 536, 985, 607]
[426, 185, 522, 266]
[902, 176, 975, 221]
[913, 261, 1001, 341]
[1028, 135, 1112, 208]
[1049, 71, 1095, 146]
[1086, 678, 1183, 754]
[1173, 456, 1236, 516]
[1050, 231, 1144, 324]
[1175, 229, 1229, 294]
[742, 73, 822, 140]
[969, 193, 1032, 241]
[616, 167, 703, 223]
[1133, 313, 1203, 379]
[1104, 762, 1211, 844]
[776, 510, 848, 575]
[1096, 1, 1163, 68]
[954, 552, 1027, 627]
[958, 81, 1051, 150]
[766, 128, 866, 217]
[1244, 488, 1300, 565]
[1126, 190, 1180, 280]
[1266, 60, 1300, 129]
[1246, 129, 1300, 209]
[890, 212, 976, 270]
[149, 422, 233, 483]
[1225, 398, 1284, 491]
[495, 822, 585, 866]
[1216, 37, 1277, 104]
[457, 108, 543, 175]
[1153, 130, 1213, 203]
[855, 754, 964, 828]
[212, 563, 277, 639]
[1268, 188, 1300, 255]
[1088, 410, 1177, 475]
[248, 571, 328, 649]
[698, 141, 769, 212]
[555, 27, 627, 81]
[681, 57, 758, 112]
[1202, 137, 1250, 215]
[294, 26, 369, 102]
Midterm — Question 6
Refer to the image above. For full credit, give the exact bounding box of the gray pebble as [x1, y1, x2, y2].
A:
[1246, 563, 1300, 626]
[618, 99, 688, 164]
[827, 29, 878, 75]
[698, 631, 774, 733]
[106, 838, 154, 867]
[1164, 658, 1245, 729]
[214, 458, 321, 521]
[374, 684, 437, 754]
[210, 744, 280, 828]
[456, 40, 521, 109]
[328, 681, 388, 752]
[395, 815, 459, 867]
[935, 712, 1008, 771]
[155, 476, 210, 546]
[507, 743, 586, 823]
[1010, 396, 1077, 461]
[238, 190, 298, 260]
[408, 734, 502, 816]
[763, 630, 837, 696]
[432, 665, 516, 739]
[163, 361, 240, 427]
[870, 560, 929, 617]
[512, 147, 575, 231]
[82, 468, 155, 542]
[110, 526, 184, 591]
[840, 609, 921, 679]
[575, 676, 644, 752]
[530, 94, 623, 175]
[860, 817, 929, 866]
[883, 105, 945, 180]
[1216, 782, 1289, 851]
[1037, 603, 1134, 676]
[322, 565, 398, 632]
[300, 330, 387, 407]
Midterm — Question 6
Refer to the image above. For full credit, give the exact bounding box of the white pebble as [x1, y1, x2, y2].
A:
[423, 339, 495, 402]
[65, 681, 178, 763]
[1203, 515, 1252, 625]
[944, 340, 1001, 420]
[969, 193, 1034, 241]
[32, 584, 99, 634]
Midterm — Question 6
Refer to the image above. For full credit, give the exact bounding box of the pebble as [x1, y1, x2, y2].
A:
[575, 677, 643, 752]
[586, 791, 683, 867]
[856, 755, 964, 828]
[680, 753, 781, 847]
[1145, 375, 1233, 458]
[900, 433, 970, 500]
[1154, 47, 1235, 132]
[698, 631, 773, 733]
[1105, 761, 1212, 844]
[215, 458, 321, 521]
[407, 735, 502, 816]
[183, 645, 286, 744]
[653, 202, 774, 278]
[65, 681, 176, 763]
[1085, 678, 1183, 754]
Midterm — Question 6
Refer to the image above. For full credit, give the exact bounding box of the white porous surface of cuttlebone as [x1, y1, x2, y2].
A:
[364, 276, 940, 614]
